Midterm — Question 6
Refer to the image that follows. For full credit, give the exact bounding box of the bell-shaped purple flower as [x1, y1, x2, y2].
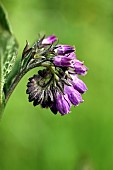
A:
[69, 74, 88, 94]
[74, 60, 88, 76]
[42, 35, 57, 45]
[53, 53, 76, 67]
[64, 85, 83, 106]
[56, 92, 71, 115]
[55, 44, 75, 55]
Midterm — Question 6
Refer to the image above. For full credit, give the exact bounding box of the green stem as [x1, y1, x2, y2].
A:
[5, 61, 45, 103]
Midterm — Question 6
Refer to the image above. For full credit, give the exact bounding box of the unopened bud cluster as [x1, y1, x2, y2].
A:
[22, 35, 88, 115]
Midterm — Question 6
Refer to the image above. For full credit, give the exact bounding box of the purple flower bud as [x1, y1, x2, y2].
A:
[50, 103, 58, 115]
[74, 60, 88, 76]
[55, 44, 75, 55]
[64, 85, 83, 106]
[42, 35, 57, 45]
[69, 74, 88, 94]
[53, 53, 76, 67]
[56, 93, 71, 115]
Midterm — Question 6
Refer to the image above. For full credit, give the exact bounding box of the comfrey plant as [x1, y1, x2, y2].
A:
[0, 4, 88, 116]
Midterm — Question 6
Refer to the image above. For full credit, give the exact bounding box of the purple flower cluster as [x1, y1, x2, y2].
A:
[26, 35, 88, 115]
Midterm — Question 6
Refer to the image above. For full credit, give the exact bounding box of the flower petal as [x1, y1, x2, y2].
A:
[64, 85, 83, 106]
[42, 35, 57, 45]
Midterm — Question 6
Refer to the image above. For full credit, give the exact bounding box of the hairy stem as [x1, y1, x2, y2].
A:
[5, 61, 45, 103]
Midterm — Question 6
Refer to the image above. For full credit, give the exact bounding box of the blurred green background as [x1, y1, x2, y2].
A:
[0, 0, 113, 169]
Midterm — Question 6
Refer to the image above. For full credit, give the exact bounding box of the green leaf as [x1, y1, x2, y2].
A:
[0, 4, 12, 34]
[2, 33, 19, 85]
[0, 3, 19, 114]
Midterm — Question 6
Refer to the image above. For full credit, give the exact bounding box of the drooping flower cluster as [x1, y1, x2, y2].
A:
[25, 35, 88, 115]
